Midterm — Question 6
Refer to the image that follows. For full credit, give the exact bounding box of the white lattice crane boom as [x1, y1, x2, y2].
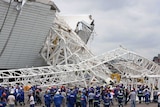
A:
[1, 0, 160, 90]
[40, 16, 94, 66]
[0, 47, 131, 87]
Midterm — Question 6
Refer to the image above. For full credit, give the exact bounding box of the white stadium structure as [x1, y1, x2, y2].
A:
[0, 0, 160, 98]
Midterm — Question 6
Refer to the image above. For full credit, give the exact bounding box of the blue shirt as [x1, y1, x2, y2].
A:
[53, 94, 63, 106]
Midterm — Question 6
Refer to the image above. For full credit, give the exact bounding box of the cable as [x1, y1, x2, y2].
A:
[0, 0, 12, 33]
[0, 9, 20, 58]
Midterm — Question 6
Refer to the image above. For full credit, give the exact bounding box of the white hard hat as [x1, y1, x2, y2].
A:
[10, 90, 14, 94]
[47, 90, 50, 93]
[58, 89, 61, 92]
[56, 91, 60, 94]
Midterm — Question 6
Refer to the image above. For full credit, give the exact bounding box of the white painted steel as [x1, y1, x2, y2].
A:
[0, 13, 160, 88]
[40, 16, 94, 66]
[0, 47, 131, 87]
[108, 50, 160, 76]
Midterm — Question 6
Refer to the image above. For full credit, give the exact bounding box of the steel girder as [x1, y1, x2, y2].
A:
[0, 66, 87, 87]
[40, 16, 94, 66]
[39, 15, 115, 87]
[0, 47, 130, 87]
[106, 49, 160, 92]
[108, 50, 160, 76]
[1, 14, 159, 87]
[0, 45, 159, 87]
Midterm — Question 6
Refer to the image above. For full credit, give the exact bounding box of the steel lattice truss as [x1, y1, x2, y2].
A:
[0, 66, 86, 87]
[110, 51, 160, 95]
[108, 50, 160, 76]
[0, 14, 159, 87]
[0, 45, 159, 87]
[40, 16, 94, 66]
[0, 47, 131, 87]
[106, 49, 160, 91]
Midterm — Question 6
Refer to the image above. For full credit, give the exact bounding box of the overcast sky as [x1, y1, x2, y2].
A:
[53, 0, 160, 60]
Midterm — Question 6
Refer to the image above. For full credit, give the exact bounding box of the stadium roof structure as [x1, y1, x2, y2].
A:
[0, 0, 59, 69]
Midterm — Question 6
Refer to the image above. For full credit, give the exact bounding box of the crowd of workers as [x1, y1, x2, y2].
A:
[0, 84, 159, 107]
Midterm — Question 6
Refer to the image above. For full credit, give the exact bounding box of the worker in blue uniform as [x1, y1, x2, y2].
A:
[67, 90, 76, 107]
[137, 88, 143, 103]
[44, 90, 51, 107]
[93, 91, 100, 107]
[144, 89, 150, 104]
[0, 97, 6, 107]
[117, 90, 124, 107]
[53, 91, 63, 107]
[81, 92, 87, 107]
[103, 95, 110, 107]
[19, 89, 25, 106]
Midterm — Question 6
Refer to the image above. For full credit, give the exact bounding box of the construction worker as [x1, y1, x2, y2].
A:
[157, 92, 160, 107]
[93, 91, 100, 107]
[19, 89, 25, 106]
[29, 93, 35, 107]
[108, 90, 114, 106]
[117, 89, 124, 107]
[81, 92, 87, 107]
[137, 88, 143, 103]
[144, 89, 150, 105]
[0, 97, 6, 107]
[124, 88, 129, 105]
[53, 91, 64, 107]
[7, 91, 16, 107]
[103, 95, 110, 107]
[88, 90, 95, 107]
[76, 90, 82, 107]
[129, 89, 136, 107]
[67, 89, 76, 107]
[44, 90, 51, 107]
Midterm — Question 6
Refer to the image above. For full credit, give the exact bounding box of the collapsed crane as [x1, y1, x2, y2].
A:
[0, 0, 160, 90]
